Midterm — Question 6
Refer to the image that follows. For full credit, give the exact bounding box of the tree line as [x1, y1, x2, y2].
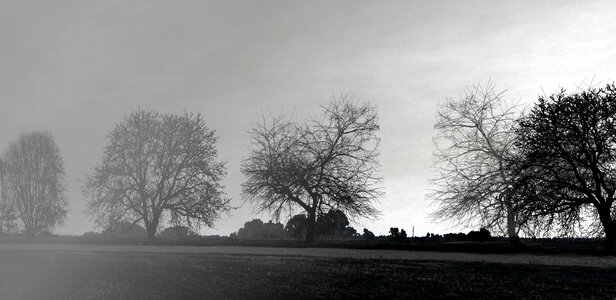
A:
[1, 83, 616, 245]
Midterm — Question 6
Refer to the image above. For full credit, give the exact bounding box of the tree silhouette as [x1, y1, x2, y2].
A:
[0, 131, 67, 236]
[84, 110, 230, 240]
[514, 83, 616, 244]
[242, 96, 382, 244]
[430, 82, 524, 240]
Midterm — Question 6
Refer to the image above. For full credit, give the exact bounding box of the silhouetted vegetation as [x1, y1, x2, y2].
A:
[388, 227, 407, 241]
[467, 228, 492, 241]
[231, 219, 288, 240]
[513, 83, 616, 244]
[362, 228, 375, 241]
[282, 210, 358, 240]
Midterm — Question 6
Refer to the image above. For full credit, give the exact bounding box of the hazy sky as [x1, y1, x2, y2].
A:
[1, 1, 615, 236]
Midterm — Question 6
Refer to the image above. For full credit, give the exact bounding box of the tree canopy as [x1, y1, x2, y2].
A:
[242, 96, 382, 243]
[514, 83, 616, 242]
[84, 110, 231, 239]
[430, 82, 523, 239]
[0, 131, 67, 236]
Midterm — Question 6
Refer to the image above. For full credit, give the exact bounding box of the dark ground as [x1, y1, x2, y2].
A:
[0, 249, 615, 299]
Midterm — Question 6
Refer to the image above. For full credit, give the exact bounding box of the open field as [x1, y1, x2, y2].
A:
[0, 243, 615, 299]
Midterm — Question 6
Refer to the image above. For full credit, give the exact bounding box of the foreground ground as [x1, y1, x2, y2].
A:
[0, 244, 615, 299]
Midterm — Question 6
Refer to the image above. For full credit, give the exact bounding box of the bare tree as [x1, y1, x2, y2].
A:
[0, 131, 67, 236]
[241, 96, 382, 244]
[514, 84, 616, 244]
[84, 110, 231, 240]
[430, 82, 524, 240]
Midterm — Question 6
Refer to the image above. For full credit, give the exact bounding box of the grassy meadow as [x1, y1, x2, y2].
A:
[0, 247, 615, 299]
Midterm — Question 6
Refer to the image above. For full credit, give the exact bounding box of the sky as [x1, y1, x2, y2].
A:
[1, 1, 615, 236]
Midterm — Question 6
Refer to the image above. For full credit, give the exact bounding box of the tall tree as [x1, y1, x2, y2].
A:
[515, 84, 616, 243]
[0, 131, 67, 236]
[430, 82, 523, 239]
[84, 110, 230, 240]
[242, 96, 382, 244]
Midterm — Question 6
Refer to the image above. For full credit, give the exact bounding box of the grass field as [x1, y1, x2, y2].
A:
[0, 246, 615, 299]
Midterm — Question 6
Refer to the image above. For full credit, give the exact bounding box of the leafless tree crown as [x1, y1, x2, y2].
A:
[430, 82, 524, 237]
[0, 131, 67, 236]
[241, 96, 382, 242]
[84, 110, 230, 239]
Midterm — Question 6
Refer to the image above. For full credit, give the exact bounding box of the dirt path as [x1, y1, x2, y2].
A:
[1, 242, 615, 268]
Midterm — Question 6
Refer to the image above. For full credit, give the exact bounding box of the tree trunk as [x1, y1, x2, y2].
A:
[145, 224, 156, 240]
[598, 207, 615, 246]
[305, 209, 316, 245]
[506, 204, 519, 244]
[144, 210, 161, 241]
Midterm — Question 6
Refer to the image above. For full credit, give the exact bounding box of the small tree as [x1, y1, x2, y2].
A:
[242, 96, 382, 244]
[0, 131, 67, 236]
[84, 110, 231, 240]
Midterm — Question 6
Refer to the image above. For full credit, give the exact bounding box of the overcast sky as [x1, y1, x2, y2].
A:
[1, 1, 615, 236]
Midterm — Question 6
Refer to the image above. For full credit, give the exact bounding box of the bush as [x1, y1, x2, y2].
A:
[467, 228, 492, 241]
[102, 221, 146, 238]
[159, 226, 194, 240]
[285, 210, 359, 240]
[444, 232, 467, 241]
[236, 219, 288, 240]
[363, 228, 375, 241]
[389, 227, 407, 241]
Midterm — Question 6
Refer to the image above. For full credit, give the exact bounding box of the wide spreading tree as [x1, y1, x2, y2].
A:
[241, 96, 382, 244]
[84, 110, 230, 240]
[514, 83, 616, 243]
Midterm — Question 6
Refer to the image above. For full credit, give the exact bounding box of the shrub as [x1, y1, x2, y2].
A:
[159, 226, 194, 240]
[389, 227, 407, 241]
[102, 221, 146, 238]
[467, 228, 492, 241]
[236, 219, 288, 240]
[363, 228, 375, 241]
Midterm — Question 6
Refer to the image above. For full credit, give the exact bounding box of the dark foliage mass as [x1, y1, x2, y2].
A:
[467, 228, 492, 242]
[232, 219, 288, 240]
[285, 210, 358, 240]
[389, 227, 407, 241]
[232, 210, 359, 241]
[362, 228, 376, 241]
